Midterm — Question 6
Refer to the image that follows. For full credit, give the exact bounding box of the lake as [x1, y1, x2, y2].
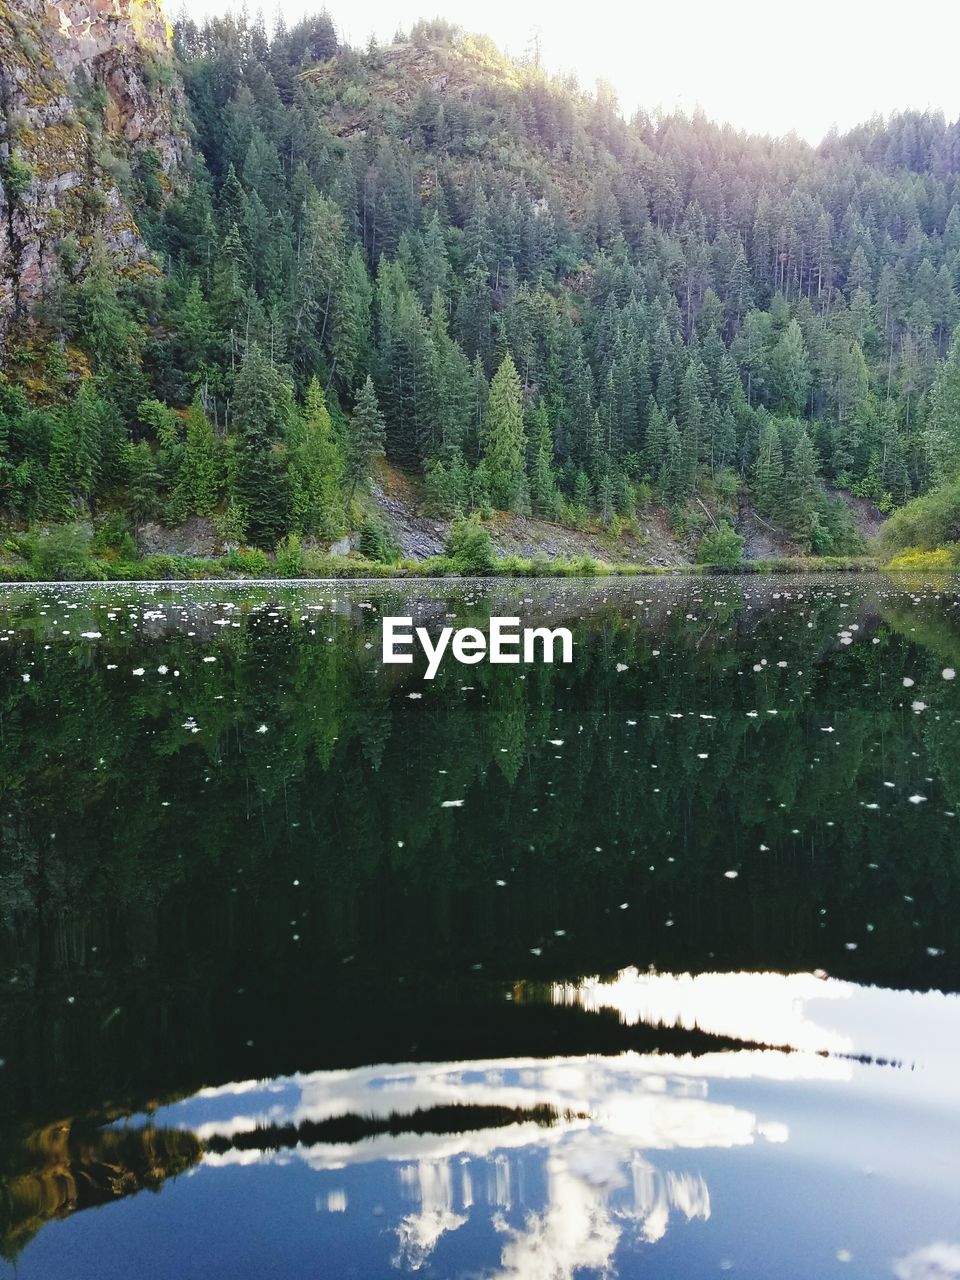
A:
[0, 574, 958, 1280]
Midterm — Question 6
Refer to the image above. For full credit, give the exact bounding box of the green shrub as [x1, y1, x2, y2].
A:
[358, 517, 398, 563]
[886, 546, 959, 571]
[246, 547, 271, 576]
[29, 524, 93, 580]
[92, 514, 137, 559]
[2, 153, 34, 199]
[275, 533, 304, 577]
[226, 546, 270, 576]
[712, 468, 740, 505]
[446, 514, 496, 574]
[696, 520, 745, 568]
[878, 478, 960, 556]
[565, 554, 601, 576]
[498, 554, 534, 576]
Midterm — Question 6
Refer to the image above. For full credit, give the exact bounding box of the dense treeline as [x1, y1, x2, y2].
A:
[4, 12, 960, 556]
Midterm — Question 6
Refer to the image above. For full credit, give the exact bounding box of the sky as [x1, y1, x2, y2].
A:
[175, 0, 960, 144]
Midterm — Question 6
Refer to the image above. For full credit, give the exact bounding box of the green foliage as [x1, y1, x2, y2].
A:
[90, 513, 138, 563]
[923, 328, 960, 484]
[483, 355, 527, 511]
[345, 376, 386, 494]
[43, 381, 120, 517]
[231, 344, 291, 548]
[879, 477, 960, 556]
[9, 13, 960, 565]
[275, 532, 304, 577]
[124, 437, 161, 522]
[446, 513, 496, 574]
[2, 152, 34, 199]
[696, 520, 745, 568]
[224, 545, 270, 576]
[886, 546, 959, 571]
[178, 399, 222, 516]
[357, 516, 398, 563]
[289, 379, 344, 537]
[28, 524, 93, 580]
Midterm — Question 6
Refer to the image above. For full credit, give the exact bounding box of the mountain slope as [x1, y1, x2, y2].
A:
[7, 9, 960, 573]
[0, 0, 185, 335]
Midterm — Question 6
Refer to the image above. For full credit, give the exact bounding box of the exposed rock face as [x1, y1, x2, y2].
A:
[0, 0, 185, 335]
[138, 514, 221, 557]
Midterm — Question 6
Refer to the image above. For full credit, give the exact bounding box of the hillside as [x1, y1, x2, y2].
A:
[0, 0, 185, 333]
[4, 6, 960, 575]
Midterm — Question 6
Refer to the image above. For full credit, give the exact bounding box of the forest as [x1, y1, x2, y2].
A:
[4, 10, 960, 569]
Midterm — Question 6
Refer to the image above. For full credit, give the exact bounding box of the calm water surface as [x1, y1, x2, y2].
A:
[1, 574, 959, 1279]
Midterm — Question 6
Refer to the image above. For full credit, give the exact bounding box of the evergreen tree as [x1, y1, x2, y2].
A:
[124, 439, 162, 526]
[289, 378, 344, 536]
[44, 382, 114, 516]
[231, 343, 291, 547]
[527, 400, 559, 517]
[483, 354, 527, 511]
[8, 13, 960, 549]
[924, 327, 960, 483]
[333, 245, 373, 391]
[784, 431, 819, 538]
[752, 422, 785, 516]
[345, 376, 386, 495]
[768, 319, 811, 416]
[179, 399, 223, 516]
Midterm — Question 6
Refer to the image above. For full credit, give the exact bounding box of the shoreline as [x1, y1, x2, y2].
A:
[0, 555, 894, 584]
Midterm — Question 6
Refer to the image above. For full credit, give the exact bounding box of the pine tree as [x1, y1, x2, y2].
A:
[177, 277, 216, 384]
[290, 378, 344, 536]
[333, 245, 373, 391]
[924, 327, 960, 483]
[483, 354, 526, 511]
[44, 381, 112, 516]
[178, 398, 222, 515]
[751, 422, 785, 515]
[289, 189, 345, 386]
[678, 363, 703, 492]
[573, 468, 592, 510]
[345, 376, 386, 495]
[527, 400, 559, 517]
[75, 238, 145, 419]
[642, 400, 669, 484]
[231, 343, 291, 547]
[124, 439, 162, 526]
[784, 431, 819, 537]
[419, 211, 451, 305]
[768, 319, 811, 416]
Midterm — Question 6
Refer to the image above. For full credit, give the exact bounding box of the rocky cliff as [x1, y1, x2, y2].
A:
[0, 0, 185, 336]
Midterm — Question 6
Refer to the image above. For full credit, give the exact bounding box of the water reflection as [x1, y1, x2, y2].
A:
[20, 965, 949, 1277]
[555, 969, 960, 1083]
[113, 1050, 767, 1274]
[1, 575, 960, 1276]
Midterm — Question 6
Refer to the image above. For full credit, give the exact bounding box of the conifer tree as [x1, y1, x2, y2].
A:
[345, 376, 386, 495]
[483, 354, 526, 510]
[333, 245, 373, 391]
[527, 400, 559, 517]
[179, 399, 222, 516]
[290, 378, 344, 536]
[231, 343, 291, 547]
[752, 422, 785, 516]
[784, 431, 819, 537]
[924, 327, 960, 482]
[44, 381, 112, 516]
